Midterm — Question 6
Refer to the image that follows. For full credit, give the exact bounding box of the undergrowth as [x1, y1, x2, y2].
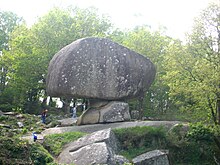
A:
[43, 131, 86, 156]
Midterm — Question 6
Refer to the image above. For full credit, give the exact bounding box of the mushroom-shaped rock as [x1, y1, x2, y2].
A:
[46, 37, 156, 100]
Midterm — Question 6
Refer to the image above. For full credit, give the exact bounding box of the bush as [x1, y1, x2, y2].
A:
[186, 122, 214, 142]
[113, 125, 217, 165]
[30, 143, 54, 165]
[113, 126, 167, 159]
[0, 136, 55, 164]
[168, 123, 216, 165]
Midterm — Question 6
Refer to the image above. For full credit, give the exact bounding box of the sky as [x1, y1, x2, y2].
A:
[0, 0, 217, 40]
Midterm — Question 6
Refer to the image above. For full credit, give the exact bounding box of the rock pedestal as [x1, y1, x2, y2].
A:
[77, 101, 131, 125]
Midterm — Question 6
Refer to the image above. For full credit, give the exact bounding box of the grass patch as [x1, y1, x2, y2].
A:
[43, 131, 86, 156]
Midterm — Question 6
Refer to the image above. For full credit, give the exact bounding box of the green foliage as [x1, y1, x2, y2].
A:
[0, 113, 44, 138]
[30, 143, 54, 165]
[0, 136, 54, 165]
[163, 2, 220, 124]
[187, 123, 214, 142]
[114, 125, 217, 164]
[0, 11, 23, 51]
[169, 123, 217, 164]
[43, 131, 86, 156]
[113, 126, 167, 159]
[0, 136, 30, 164]
[0, 6, 113, 113]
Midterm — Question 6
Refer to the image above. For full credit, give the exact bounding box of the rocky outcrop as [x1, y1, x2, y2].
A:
[132, 150, 170, 165]
[57, 128, 129, 165]
[77, 101, 131, 125]
[46, 37, 156, 100]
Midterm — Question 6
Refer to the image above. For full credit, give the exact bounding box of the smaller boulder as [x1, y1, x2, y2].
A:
[132, 150, 170, 165]
[57, 128, 128, 165]
[77, 101, 131, 125]
[62, 142, 115, 165]
[0, 110, 4, 116]
[16, 114, 24, 119]
[99, 101, 131, 123]
[17, 122, 24, 128]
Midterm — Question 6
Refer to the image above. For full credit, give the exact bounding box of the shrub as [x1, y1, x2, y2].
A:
[30, 143, 54, 165]
[113, 126, 167, 159]
[169, 123, 216, 165]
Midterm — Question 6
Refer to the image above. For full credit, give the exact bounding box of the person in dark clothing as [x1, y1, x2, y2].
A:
[41, 109, 48, 124]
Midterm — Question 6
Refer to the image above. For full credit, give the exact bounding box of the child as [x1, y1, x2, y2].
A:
[33, 132, 37, 142]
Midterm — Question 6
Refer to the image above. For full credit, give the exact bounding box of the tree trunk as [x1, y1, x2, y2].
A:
[61, 98, 71, 114]
[208, 97, 217, 124]
[217, 97, 220, 124]
[138, 91, 145, 120]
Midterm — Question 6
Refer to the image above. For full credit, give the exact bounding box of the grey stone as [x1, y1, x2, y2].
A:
[99, 101, 131, 123]
[112, 154, 130, 165]
[58, 142, 114, 165]
[17, 122, 24, 128]
[130, 110, 139, 119]
[3, 111, 16, 115]
[168, 123, 189, 141]
[77, 101, 131, 125]
[57, 118, 77, 126]
[76, 107, 100, 125]
[57, 128, 121, 165]
[0, 110, 4, 116]
[69, 128, 118, 152]
[46, 37, 156, 100]
[0, 123, 11, 128]
[132, 150, 170, 165]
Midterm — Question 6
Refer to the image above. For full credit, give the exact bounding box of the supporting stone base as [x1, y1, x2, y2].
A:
[77, 101, 131, 125]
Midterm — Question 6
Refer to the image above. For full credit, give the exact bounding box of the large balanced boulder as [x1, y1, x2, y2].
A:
[46, 37, 156, 100]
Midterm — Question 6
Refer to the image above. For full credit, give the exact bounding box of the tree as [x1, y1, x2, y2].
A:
[0, 11, 23, 51]
[3, 7, 113, 113]
[0, 11, 23, 111]
[164, 3, 220, 124]
[30, 7, 112, 112]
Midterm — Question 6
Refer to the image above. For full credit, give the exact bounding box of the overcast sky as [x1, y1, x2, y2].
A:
[0, 0, 216, 40]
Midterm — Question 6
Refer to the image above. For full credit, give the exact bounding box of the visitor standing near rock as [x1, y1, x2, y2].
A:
[41, 109, 48, 124]
[72, 106, 77, 118]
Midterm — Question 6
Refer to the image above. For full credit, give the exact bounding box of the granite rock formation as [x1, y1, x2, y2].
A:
[46, 37, 156, 125]
[46, 37, 156, 100]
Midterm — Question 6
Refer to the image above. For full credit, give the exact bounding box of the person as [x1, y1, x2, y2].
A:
[33, 132, 37, 142]
[41, 109, 48, 124]
[72, 106, 77, 118]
